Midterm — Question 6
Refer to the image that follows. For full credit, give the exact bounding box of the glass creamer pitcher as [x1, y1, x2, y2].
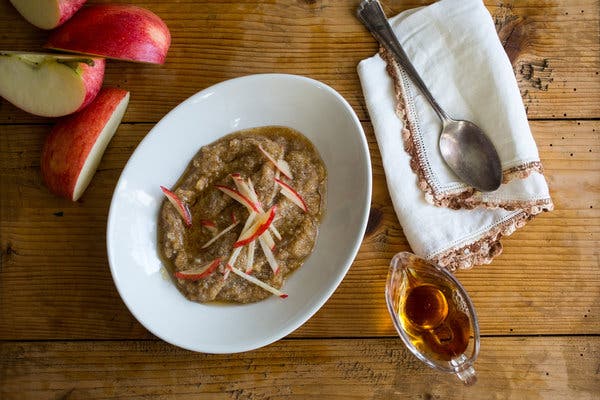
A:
[385, 252, 480, 385]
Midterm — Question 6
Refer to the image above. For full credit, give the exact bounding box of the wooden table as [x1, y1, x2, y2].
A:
[1, 1, 598, 398]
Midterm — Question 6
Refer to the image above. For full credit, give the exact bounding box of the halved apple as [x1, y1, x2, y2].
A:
[227, 265, 288, 299]
[161, 186, 192, 227]
[175, 259, 221, 281]
[234, 206, 277, 248]
[0, 51, 105, 117]
[275, 177, 308, 212]
[9, 0, 87, 30]
[41, 88, 129, 201]
[45, 4, 171, 64]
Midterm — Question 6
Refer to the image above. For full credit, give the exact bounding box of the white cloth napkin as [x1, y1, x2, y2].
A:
[357, 0, 553, 270]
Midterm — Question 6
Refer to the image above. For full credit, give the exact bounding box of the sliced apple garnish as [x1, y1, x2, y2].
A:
[261, 230, 276, 250]
[223, 246, 243, 280]
[231, 173, 264, 211]
[227, 265, 288, 299]
[257, 144, 293, 179]
[245, 241, 256, 273]
[200, 219, 217, 235]
[259, 235, 279, 275]
[160, 186, 192, 227]
[174, 258, 220, 281]
[274, 177, 308, 212]
[215, 184, 260, 213]
[247, 177, 282, 240]
[234, 206, 277, 248]
[201, 221, 239, 249]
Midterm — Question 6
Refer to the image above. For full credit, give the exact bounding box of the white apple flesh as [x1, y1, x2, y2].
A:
[41, 88, 130, 201]
[227, 265, 288, 299]
[9, 0, 87, 30]
[0, 51, 105, 117]
[45, 4, 171, 64]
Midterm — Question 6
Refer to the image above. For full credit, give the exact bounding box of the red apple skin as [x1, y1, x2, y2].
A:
[77, 57, 105, 112]
[45, 5, 171, 64]
[41, 88, 129, 200]
[57, 0, 88, 27]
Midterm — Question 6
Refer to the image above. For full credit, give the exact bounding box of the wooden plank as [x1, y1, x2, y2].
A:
[1, 337, 598, 399]
[1, 120, 598, 340]
[0, 0, 598, 124]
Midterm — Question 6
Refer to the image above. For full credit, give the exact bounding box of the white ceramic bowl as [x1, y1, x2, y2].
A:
[107, 74, 371, 353]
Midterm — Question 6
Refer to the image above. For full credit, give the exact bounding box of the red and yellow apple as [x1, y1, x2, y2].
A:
[45, 4, 171, 64]
[41, 88, 130, 201]
[9, 0, 87, 30]
[0, 51, 104, 117]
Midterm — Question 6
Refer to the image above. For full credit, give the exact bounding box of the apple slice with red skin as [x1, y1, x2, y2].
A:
[175, 259, 221, 281]
[246, 176, 282, 240]
[234, 206, 277, 248]
[9, 0, 86, 29]
[160, 186, 192, 227]
[200, 219, 217, 235]
[0, 51, 105, 117]
[215, 185, 260, 213]
[257, 144, 293, 179]
[275, 177, 308, 212]
[227, 265, 288, 299]
[230, 173, 264, 212]
[45, 4, 171, 64]
[41, 88, 129, 201]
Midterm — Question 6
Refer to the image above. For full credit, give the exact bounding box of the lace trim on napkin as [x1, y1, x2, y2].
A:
[380, 48, 553, 270]
[429, 204, 552, 271]
[381, 48, 548, 211]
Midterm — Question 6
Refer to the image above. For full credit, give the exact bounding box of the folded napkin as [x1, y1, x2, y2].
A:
[357, 0, 553, 270]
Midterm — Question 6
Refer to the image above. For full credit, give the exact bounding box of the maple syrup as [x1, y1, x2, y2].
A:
[386, 252, 479, 384]
[400, 267, 471, 362]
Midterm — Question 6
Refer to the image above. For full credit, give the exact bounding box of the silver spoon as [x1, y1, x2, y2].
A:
[357, 0, 502, 192]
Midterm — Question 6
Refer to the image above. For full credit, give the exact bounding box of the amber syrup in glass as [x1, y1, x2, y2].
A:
[399, 266, 471, 362]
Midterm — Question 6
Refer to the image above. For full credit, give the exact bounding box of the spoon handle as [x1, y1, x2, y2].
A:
[357, 0, 450, 122]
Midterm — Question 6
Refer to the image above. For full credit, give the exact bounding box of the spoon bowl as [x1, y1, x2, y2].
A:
[440, 119, 502, 191]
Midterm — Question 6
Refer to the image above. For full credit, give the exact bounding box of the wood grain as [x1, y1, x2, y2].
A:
[1, 1, 599, 396]
[1, 337, 598, 399]
[0, 0, 598, 124]
[1, 121, 598, 340]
